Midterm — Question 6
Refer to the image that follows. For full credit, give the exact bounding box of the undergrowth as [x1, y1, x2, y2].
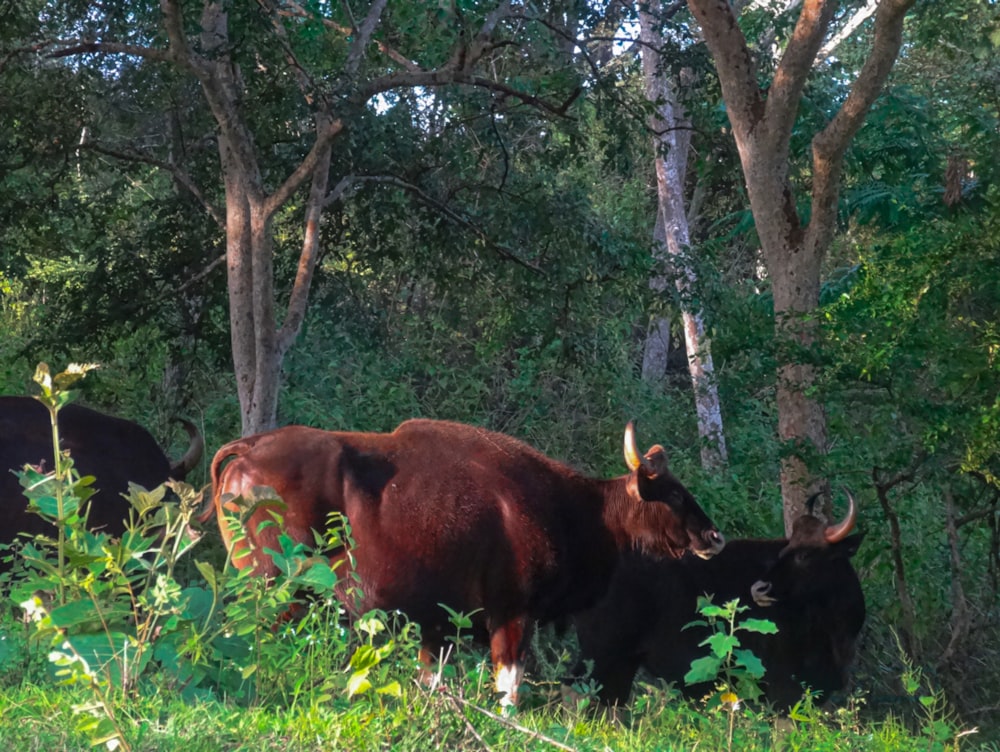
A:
[0, 365, 991, 751]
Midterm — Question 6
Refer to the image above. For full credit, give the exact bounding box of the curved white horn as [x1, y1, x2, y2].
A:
[623, 421, 652, 473]
[824, 488, 857, 543]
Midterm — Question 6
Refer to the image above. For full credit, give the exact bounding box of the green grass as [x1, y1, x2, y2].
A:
[0, 639, 991, 752]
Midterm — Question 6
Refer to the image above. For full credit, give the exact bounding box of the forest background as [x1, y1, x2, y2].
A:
[1, 0, 999, 749]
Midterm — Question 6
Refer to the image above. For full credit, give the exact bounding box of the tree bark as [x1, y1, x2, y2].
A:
[641, 317, 671, 383]
[639, 0, 727, 470]
[164, 0, 346, 435]
[687, 0, 915, 531]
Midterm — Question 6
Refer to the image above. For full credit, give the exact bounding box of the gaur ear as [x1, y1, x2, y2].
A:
[625, 447, 669, 500]
[641, 446, 669, 478]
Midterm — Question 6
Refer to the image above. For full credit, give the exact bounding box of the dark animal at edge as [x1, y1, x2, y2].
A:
[571, 493, 864, 709]
[0, 396, 204, 557]
[208, 418, 725, 706]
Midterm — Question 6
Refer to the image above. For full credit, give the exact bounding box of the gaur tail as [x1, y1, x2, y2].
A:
[199, 440, 248, 524]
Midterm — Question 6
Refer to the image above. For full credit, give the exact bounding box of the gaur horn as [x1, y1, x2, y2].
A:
[623, 421, 654, 475]
[805, 491, 824, 516]
[824, 488, 857, 543]
[170, 417, 205, 479]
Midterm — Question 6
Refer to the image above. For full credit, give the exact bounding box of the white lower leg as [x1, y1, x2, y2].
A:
[495, 662, 524, 709]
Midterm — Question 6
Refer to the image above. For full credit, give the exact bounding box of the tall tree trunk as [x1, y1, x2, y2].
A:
[641, 321, 672, 383]
[687, 0, 916, 532]
[639, 1, 728, 470]
[167, 0, 342, 435]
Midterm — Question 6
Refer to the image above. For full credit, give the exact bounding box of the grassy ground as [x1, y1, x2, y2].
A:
[0, 645, 990, 752]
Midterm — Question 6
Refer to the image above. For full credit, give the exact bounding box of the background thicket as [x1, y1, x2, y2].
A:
[1, 0, 998, 747]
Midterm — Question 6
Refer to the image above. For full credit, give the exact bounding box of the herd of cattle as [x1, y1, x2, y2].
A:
[0, 397, 864, 710]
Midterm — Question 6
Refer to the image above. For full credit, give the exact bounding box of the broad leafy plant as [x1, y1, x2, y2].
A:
[10, 364, 350, 748]
[683, 597, 778, 751]
[683, 596, 777, 708]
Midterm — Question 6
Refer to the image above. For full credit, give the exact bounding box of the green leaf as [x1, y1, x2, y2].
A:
[349, 644, 380, 672]
[49, 600, 103, 629]
[52, 363, 99, 392]
[126, 481, 166, 516]
[375, 640, 395, 662]
[356, 615, 386, 638]
[90, 720, 125, 750]
[0, 633, 15, 671]
[34, 494, 82, 519]
[296, 562, 338, 590]
[702, 632, 740, 659]
[740, 618, 779, 634]
[347, 671, 372, 698]
[195, 560, 219, 591]
[212, 633, 251, 660]
[697, 604, 729, 619]
[61, 631, 140, 686]
[733, 648, 767, 679]
[376, 680, 402, 697]
[438, 602, 481, 629]
[684, 655, 722, 685]
[180, 586, 216, 622]
[33, 362, 53, 396]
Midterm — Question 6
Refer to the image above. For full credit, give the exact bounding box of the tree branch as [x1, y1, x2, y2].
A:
[817, 0, 880, 60]
[872, 462, 923, 661]
[262, 118, 344, 218]
[47, 39, 172, 65]
[343, 0, 389, 82]
[955, 505, 1000, 529]
[277, 135, 334, 356]
[2, 41, 55, 74]
[279, 0, 421, 72]
[322, 175, 358, 208]
[255, 0, 323, 103]
[358, 69, 580, 118]
[337, 175, 544, 274]
[176, 252, 226, 294]
[82, 142, 225, 229]
[937, 489, 971, 671]
[766, 0, 837, 145]
[442, 689, 576, 752]
[159, 0, 204, 75]
[812, 0, 916, 165]
[446, 0, 514, 71]
[806, 0, 915, 261]
[686, 0, 764, 142]
[279, 1, 578, 119]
